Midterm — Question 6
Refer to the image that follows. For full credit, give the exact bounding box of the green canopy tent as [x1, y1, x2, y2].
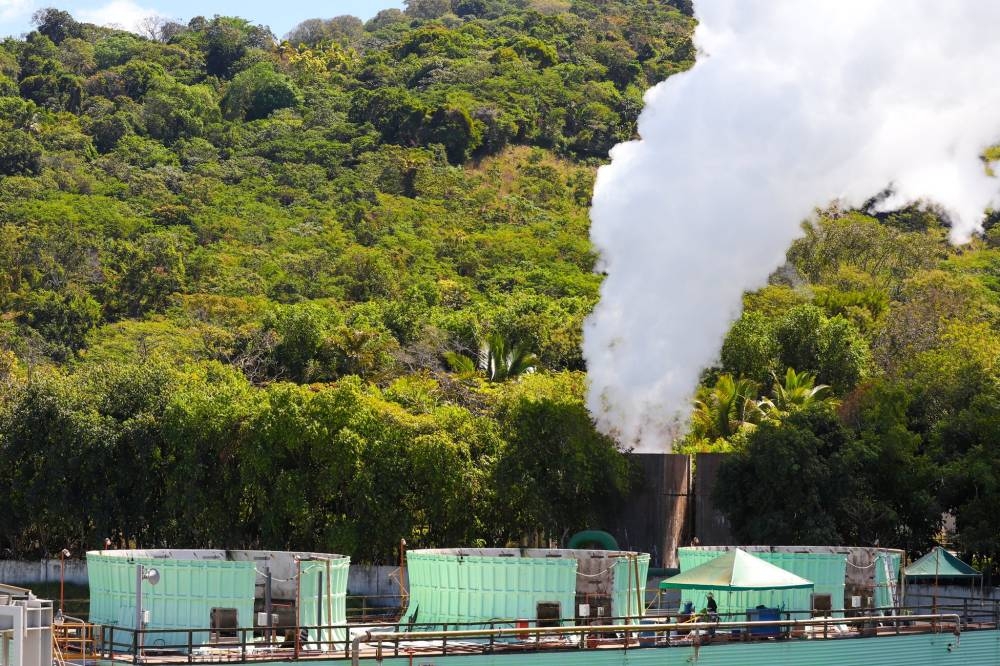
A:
[658, 549, 814, 622]
[660, 548, 814, 591]
[902, 547, 982, 609]
[903, 547, 980, 579]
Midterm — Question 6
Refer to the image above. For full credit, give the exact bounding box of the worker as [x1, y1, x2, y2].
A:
[706, 592, 719, 637]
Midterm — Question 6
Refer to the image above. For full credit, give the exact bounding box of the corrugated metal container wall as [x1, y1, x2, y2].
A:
[87, 554, 255, 648]
[298, 558, 350, 649]
[403, 553, 577, 627]
[676, 549, 846, 619]
[610, 554, 649, 620]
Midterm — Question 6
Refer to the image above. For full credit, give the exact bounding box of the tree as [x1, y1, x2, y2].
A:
[141, 78, 220, 143]
[100, 232, 190, 318]
[933, 386, 1000, 557]
[444, 332, 538, 382]
[493, 372, 629, 541]
[286, 16, 363, 46]
[773, 304, 870, 393]
[222, 63, 300, 121]
[759, 368, 832, 423]
[0, 130, 42, 176]
[423, 103, 483, 164]
[405, 0, 453, 20]
[32, 8, 82, 45]
[715, 406, 851, 544]
[689, 374, 761, 442]
[720, 310, 779, 385]
[840, 381, 940, 551]
[260, 303, 339, 382]
[15, 288, 101, 360]
[483, 333, 540, 381]
[204, 16, 274, 78]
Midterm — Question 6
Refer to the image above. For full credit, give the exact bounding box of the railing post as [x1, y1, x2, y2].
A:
[187, 629, 193, 663]
[241, 628, 247, 662]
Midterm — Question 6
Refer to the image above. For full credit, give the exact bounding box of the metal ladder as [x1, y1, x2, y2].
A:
[881, 555, 899, 609]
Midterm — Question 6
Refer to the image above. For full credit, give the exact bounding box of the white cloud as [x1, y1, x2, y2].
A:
[0, 0, 36, 24]
[76, 0, 164, 34]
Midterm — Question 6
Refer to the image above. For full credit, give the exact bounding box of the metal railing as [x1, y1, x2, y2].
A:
[89, 608, 976, 665]
[350, 613, 964, 665]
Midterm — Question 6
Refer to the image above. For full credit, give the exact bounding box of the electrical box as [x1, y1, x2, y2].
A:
[256, 612, 279, 626]
[141, 610, 151, 625]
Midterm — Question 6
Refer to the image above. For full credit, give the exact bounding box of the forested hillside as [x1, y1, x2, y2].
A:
[2, 0, 1000, 572]
[0, 0, 695, 560]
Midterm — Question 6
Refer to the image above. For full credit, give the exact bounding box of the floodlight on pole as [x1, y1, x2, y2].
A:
[57, 549, 71, 624]
[135, 564, 160, 657]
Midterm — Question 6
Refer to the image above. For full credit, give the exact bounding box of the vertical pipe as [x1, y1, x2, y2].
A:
[294, 558, 301, 659]
[264, 565, 272, 646]
[135, 565, 143, 658]
[633, 554, 643, 619]
[325, 560, 333, 652]
[59, 550, 66, 617]
[317, 571, 324, 651]
[625, 558, 631, 625]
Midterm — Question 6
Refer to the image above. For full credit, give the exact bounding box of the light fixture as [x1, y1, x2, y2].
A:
[58, 549, 71, 620]
[142, 567, 160, 586]
[135, 564, 161, 657]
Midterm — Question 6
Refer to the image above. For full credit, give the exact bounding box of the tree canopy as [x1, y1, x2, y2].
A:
[2, 1, 1000, 573]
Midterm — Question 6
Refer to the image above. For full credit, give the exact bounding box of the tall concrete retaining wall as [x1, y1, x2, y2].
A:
[613, 453, 691, 568]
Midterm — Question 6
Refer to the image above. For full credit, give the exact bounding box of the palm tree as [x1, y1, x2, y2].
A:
[444, 333, 539, 382]
[690, 374, 762, 441]
[478, 333, 538, 381]
[758, 368, 833, 422]
[443, 350, 477, 378]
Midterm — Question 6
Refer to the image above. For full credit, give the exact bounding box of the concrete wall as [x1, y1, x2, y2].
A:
[347, 565, 406, 603]
[905, 583, 1000, 621]
[693, 453, 734, 546]
[612, 453, 691, 568]
[0, 559, 89, 586]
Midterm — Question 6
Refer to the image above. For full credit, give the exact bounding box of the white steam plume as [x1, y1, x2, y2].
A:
[584, 1, 1000, 452]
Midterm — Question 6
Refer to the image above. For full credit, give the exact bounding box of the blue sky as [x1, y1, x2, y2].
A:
[0, 0, 406, 40]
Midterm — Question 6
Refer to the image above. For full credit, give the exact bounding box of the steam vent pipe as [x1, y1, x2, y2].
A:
[566, 530, 619, 550]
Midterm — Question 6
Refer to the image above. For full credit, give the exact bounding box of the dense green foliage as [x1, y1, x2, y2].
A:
[706, 205, 1000, 570]
[4, 0, 1000, 573]
[0, 1, 694, 560]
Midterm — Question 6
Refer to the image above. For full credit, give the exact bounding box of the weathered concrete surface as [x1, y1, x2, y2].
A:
[0, 559, 89, 586]
[905, 582, 1000, 620]
[613, 453, 691, 568]
[693, 453, 734, 547]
